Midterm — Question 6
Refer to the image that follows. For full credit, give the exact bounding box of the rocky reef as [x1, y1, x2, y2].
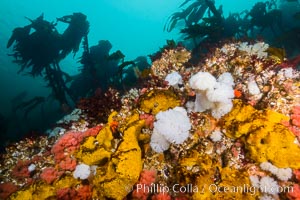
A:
[1, 40, 300, 200]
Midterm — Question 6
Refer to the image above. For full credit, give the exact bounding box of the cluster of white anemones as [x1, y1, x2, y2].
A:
[150, 71, 235, 153]
[188, 71, 235, 119]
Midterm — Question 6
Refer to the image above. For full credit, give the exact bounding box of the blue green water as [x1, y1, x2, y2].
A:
[0, 0, 299, 149]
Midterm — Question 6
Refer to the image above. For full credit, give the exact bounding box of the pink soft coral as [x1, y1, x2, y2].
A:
[51, 126, 102, 171]
[56, 188, 77, 200]
[292, 106, 300, 127]
[139, 170, 156, 185]
[40, 167, 63, 184]
[294, 169, 300, 181]
[132, 170, 157, 200]
[83, 125, 102, 137]
[58, 157, 77, 171]
[11, 160, 31, 179]
[56, 185, 92, 200]
[283, 106, 300, 140]
[140, 114, 155, 129]
[291, 106, 300, 140]
[132, 189, 148, 200]
[76, 185, 92, 200]
[152, 193, 171, 200]
[287, 184, 300, 200]
[51, 131, 83, 157]
[0, 183, 19, 199]
[51, 131, 84, 171]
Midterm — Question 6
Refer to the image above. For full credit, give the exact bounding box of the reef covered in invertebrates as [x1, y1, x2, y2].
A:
[1, 41, 300, 200]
